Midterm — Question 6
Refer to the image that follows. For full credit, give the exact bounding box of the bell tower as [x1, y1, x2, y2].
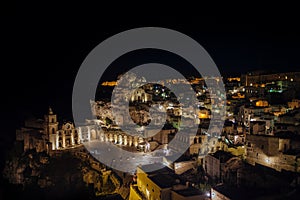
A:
[44, 107, 59, 150]
[44, 107, 59, 136]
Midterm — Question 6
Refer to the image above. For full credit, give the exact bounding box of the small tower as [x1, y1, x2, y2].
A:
[44, 107, 59, 150]
[44, 107, 58, 134]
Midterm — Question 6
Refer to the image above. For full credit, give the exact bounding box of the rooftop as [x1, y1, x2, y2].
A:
[138, 163, 183, 188]
[212, 184, 266, 200]
[148, 173, 179, 188]
[139, 163, 172, 174]
[164, 153, 191, 163]
[173, 187, 203, 197]
[275, 131, 300, 140]
[251, 121, 266, 125]
[210, 150, 234, 163]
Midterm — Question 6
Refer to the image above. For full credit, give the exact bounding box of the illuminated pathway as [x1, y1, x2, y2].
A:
[84, 140, 166, 174]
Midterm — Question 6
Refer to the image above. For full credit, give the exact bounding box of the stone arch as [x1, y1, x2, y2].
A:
[114, 134, 118, 144]
[118, 134, 123, 144]
[194, 137, 198, 144]
[91, 129, 97, 140]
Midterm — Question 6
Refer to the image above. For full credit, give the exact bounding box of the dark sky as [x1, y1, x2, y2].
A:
[1, 7, 300, 146]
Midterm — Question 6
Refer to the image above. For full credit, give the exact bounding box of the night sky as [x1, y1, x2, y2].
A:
[1, 7, 300, 161]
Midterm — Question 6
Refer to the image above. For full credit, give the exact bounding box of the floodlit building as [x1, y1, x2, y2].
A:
[131, 87, 152, 103]
[204, 151, 235, 181]
[288, 99, 300, 109]
[238, 105, 265, 127]
[16, 107, 81, 152]
[245, 133, 300, 172]
[129, 163, 209, 200]
[241, 71, 300, 87]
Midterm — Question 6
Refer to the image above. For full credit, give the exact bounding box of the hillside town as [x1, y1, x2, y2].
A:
[3, 70, 300, 199]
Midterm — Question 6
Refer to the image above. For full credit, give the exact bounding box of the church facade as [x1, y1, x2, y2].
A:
[16, 108, 81, 153]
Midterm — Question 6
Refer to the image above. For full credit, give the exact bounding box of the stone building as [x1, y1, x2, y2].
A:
[288, 99, 300, 109]
[238, 105, 265, 127]
[16, 107, 81, 152]
[204, 151, 235, 181]
[169, 130, 221, 157]
[16, 117, 46, 152]
[241, 71, 300, 87]
[251, 121, 267, 135]
[275, 123, 300, 134]
[77, 124, 146, 149]
[245, 133, 300, 172]
[130, 87, 152, 103]
[45, 108, 80, 150]
[129, 163, 208, 200]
